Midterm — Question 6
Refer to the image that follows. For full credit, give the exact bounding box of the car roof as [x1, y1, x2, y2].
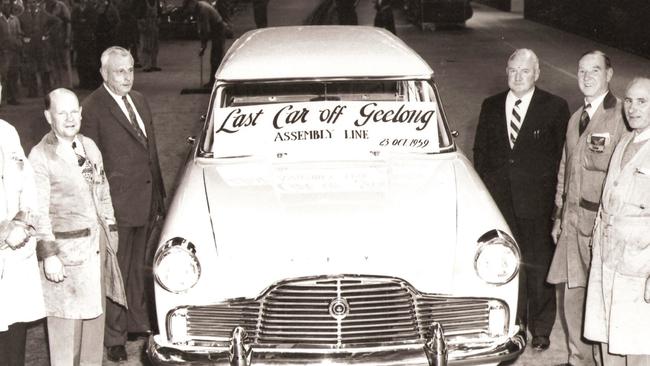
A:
[217, 26, 434, 82]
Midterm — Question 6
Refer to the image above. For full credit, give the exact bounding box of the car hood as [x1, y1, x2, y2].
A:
[202, 156, 459, 298]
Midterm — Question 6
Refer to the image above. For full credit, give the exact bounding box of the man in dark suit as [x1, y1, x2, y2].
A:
[473, 48, 570, 351]
[80, 46, 165, 362]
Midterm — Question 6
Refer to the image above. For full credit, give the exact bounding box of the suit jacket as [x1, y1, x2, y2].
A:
[81, 85, 165, 227]
[547, 91, 627, 287]
[473, 87, 570, 225]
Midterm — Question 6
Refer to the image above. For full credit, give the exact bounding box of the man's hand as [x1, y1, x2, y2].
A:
[44, 256, 66, 283]
[551, 219, 562, 244]
[645, 276, 650, 303]
[4, 220, 35, 249]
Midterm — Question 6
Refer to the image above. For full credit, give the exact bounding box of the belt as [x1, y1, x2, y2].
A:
[579, 198, 600, 212]
[53, 228, 90, 239]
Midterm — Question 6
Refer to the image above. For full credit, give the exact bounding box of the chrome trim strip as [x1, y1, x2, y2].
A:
[147, 328, 526, 366]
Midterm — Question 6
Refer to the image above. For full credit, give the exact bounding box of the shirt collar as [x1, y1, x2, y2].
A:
[507, 87, 535, 108]
[584, 92, 607, 119]
[103, 83, 130, 105]
[54, 134, 81, 149]
[633, 128, 650, 143]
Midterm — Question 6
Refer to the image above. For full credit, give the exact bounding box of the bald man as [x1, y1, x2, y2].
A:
[584, 77, 650, 366]
[29, 88, 125, 365]
[474, 48, 570, 351]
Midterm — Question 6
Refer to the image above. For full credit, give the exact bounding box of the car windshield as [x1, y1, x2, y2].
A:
[202, 80, 453, 159]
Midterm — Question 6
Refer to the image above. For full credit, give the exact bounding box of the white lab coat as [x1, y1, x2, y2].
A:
[0, 120, 45, 331]
[585, 131, 650, 355]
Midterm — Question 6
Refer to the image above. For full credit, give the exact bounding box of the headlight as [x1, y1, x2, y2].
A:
[154, 237, 201, 293]
[474, 229, 520, 285]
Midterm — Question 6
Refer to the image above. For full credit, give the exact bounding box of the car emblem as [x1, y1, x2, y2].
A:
[329, 298, 350, 320]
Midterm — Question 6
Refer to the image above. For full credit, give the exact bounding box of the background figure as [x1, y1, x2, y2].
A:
[184, 0, 226, 88]
[44, 0, 72, 89]
[94, 0, 119, 86]
[584, 77, 650, 366]
[18, 0, 60, 97]
[0, 81, 45, 366]
[81, 46, 165, 362]
[71, 0, 99, 89]
[139, 0, 160, 72]
[30, 88, 125, 366]
[115, 0, 139, 63]
[252, 0, 268, 28]
[0, 0, 23, 105]
[335, 0, 357, 25]
[473, 48, 569, 352]
[547, 50, 627, 366]
[374, 0, 395, 34]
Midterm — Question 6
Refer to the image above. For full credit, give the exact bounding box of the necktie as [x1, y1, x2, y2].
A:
[509, 99, 522, 148]
[122, 95, 147, 144]
[71, 141, 85, 166]
[72, 141, 93, 184]
[579, 103, 591, 136]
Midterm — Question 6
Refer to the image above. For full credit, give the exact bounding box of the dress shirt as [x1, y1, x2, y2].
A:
[103, 84, 147, 137]
[506, 88, 535, 138]
[55, 135, 83, 167]
[583, 92, 607, 120]
[633, 127, 650, 143]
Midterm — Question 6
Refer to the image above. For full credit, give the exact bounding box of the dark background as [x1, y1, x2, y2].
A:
[475, 0, 650, 60]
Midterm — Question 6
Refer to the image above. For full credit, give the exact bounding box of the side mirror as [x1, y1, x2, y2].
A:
[187, 136, 196, 145]
[451, 130, 459, 138]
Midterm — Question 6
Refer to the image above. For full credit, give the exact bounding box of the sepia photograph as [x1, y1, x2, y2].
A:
[1, 0, 649, 365]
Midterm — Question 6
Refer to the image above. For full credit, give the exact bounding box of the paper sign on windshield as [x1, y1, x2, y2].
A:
[212, 101, 439, 158]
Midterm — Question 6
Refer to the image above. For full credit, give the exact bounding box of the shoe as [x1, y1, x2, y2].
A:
[531, 335, 550, 351]
[151, 67, 162, 71]
[106, 345, 127, 362]
[142, 68, 153, 72]
[127, 331, 152, 341]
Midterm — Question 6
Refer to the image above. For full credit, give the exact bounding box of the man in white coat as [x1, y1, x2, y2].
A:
[0, 83, 45, 366]
[584, 77, 650, 365]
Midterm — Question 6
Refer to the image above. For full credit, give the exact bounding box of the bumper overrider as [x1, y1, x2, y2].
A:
[147, 323, 526, 366]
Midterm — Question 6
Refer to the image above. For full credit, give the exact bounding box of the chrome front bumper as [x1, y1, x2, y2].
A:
[147, 324, 526, 366]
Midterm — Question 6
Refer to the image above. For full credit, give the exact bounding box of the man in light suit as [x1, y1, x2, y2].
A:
[30, 88, 126, 366]
[584, 77, 650, 366]
[474, 48, 570, 351]
[80, 46, 165, 362]
[548, 50, 627, 366]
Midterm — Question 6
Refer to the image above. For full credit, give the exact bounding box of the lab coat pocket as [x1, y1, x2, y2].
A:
[627, 169, 650, 212]
[584, 132, 614, 172]
[620, 220, 650, 276]
[577, 207, 598, 237]
[54, 228, 91, 266]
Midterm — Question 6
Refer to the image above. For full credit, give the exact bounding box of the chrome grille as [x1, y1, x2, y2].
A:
[181, 276, 493, 347]
[258, 278, 419, 345]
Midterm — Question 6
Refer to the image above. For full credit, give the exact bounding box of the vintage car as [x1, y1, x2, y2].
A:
[147, 26, 526, 366]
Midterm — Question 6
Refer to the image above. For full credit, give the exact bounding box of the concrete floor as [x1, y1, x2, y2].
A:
[11, 0, 650, 364]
